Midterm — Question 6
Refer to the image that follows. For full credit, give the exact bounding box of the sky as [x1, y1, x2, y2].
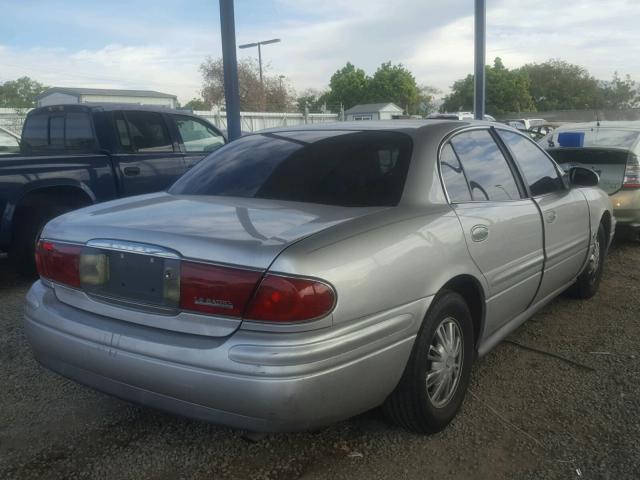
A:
[1, 0, 640, 104]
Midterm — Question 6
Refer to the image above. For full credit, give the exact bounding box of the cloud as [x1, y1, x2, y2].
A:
[2, 0, 640, 104]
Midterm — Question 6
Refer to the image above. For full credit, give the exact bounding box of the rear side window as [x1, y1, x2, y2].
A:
[173, 115, 225, 153]
[122, 112, 173, 153]
[440, 143, 471, 202]
[21, 112, 95, 153]
[170, 131, 412, 207]
[450, 130, 521, 201]
[498, 130, 564, 196]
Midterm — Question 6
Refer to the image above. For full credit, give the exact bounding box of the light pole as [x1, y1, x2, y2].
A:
[219, 0, 241, 141]
[238, 38, 281, 85]
[474, 0, 486, 120]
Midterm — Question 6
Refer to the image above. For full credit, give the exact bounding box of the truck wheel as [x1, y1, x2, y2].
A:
[10, 204, 73, 276]
[384, 290, 474, 433]
[567, 222, 607, 299]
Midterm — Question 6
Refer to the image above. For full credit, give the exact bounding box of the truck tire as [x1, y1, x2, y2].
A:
[10, 203, 77, 276]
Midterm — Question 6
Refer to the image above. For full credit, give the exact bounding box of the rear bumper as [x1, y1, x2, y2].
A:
[25, 281, 425, 431]
[611, 189, 640, 229]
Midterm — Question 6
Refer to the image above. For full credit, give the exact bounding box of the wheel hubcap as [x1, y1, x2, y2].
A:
[426, 317, 463, 408]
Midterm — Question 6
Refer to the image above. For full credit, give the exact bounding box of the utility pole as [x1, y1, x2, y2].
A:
[474, 0, 486, 120]
[239, 38, 281, 87]
[219, 0, 241, 140]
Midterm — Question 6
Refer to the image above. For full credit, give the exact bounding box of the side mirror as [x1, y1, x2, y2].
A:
[569, 166, 600, 188]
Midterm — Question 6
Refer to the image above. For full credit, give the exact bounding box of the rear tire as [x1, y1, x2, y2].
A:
[567, 222, 606, 299]
[9, 204, 75, 276]
[384, 290, 474, 433]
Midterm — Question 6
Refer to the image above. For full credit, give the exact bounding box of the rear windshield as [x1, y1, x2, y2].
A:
[169, 130, 412, 207]
[546, 128, 640, 149]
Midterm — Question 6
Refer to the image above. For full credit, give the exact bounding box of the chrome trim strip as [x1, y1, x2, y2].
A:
[86, 239, 181, 259]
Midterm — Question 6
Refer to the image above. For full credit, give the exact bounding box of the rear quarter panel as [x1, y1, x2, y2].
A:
[270, 206, 486, 328]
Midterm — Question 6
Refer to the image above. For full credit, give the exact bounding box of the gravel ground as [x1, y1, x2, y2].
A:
[1, 242, 638, 480]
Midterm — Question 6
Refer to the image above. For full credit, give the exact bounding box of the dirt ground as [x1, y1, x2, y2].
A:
[1, 240, 638, 480]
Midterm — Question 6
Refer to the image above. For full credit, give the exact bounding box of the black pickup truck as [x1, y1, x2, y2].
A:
[0, 103, 225, 271]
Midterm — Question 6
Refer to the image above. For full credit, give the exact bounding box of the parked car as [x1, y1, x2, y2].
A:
[25, 121, 613, 433]
[542, 121, 640, 240]
[0, 126, 20, 154]
[0, 103, 225, 270]
[428, 112, 496, 122]
[506, 118, 547, 130]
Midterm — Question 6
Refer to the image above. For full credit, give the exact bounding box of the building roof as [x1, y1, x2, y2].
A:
[37, 87, 177, 100]
[345, 102, 403, 114]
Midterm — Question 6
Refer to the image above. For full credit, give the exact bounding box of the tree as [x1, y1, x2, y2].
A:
[368, 62, 420, 114]
[296, 88, 329, 113]
[0, 77, 48, 108]
[520, 59, 602, 111]
[416, 85, 441, 116]
[441, 58, 535, 115]
[324, 62, 370, 110]
[600, 72, 639, 109]
[199, 57, 295, 112]
[183, 98, 211, 110]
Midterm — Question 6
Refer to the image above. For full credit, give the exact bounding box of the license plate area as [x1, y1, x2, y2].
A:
[80, 247, 180, 309]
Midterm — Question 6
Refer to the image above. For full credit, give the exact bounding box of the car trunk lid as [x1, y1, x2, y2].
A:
[547, 148, 632, 195]
[41, 192, 385, 336]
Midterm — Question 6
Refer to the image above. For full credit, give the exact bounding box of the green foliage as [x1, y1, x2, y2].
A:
[442, 58, 535, 115]
[323, 61, 435, 115]
[368, 62, 419, 113]
[0, 77, 48, 108]
[600, 72, 639, 109]
[296, 89, 329, 113]
[520, 59, 602, 110]
[183, 98, 210, 110]
[324, 62, 370, 110]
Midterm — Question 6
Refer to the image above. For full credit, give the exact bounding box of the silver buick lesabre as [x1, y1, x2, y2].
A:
[25, 121, 614, 433]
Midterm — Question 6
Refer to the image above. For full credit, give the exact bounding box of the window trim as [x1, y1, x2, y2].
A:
[437, 125, 528, 205]
[171, 114, 225, 154]
[493, 126, 569, 198]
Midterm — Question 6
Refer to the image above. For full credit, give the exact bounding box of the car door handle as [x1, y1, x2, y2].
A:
[471, 224, 489, 242]
[123, 166, 140, 176]
[545, 210, 557, 223]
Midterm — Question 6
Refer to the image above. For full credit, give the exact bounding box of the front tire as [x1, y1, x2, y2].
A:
[384, 290, 474, 433]
[567, 222, 606, 299]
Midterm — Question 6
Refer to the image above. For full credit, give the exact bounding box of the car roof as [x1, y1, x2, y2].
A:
[255, 119, 499, 135]
[29, 103, 201, 118]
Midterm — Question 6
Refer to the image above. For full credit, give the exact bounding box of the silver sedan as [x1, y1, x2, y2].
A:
[25, 120, 614, 433]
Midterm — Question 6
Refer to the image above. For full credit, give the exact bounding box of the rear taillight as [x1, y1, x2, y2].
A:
[623, 164, 640, 189]
[244, 274, 335, 322]
[179, 262, 335, 322]
[35, 240, 82, 287]
[179, 261, 262, 317]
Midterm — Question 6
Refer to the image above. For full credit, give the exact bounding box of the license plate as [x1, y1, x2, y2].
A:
[80, 247, 180, 308]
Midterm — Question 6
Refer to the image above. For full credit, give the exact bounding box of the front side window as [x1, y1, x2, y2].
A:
[170, 131, 412, 207]
[173, 116, 224, 153]
[123, 112, 172, 153]
[498, 130, 564, 196]
[440, 143, 471, 202]
[450, 130, 521, 201]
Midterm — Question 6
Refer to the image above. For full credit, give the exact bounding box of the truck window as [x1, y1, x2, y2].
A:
[66, 112, 94, 150]
[21, 111, 96, 153]
[122, 112, 173, 153]
[173, 115, 224, 153]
